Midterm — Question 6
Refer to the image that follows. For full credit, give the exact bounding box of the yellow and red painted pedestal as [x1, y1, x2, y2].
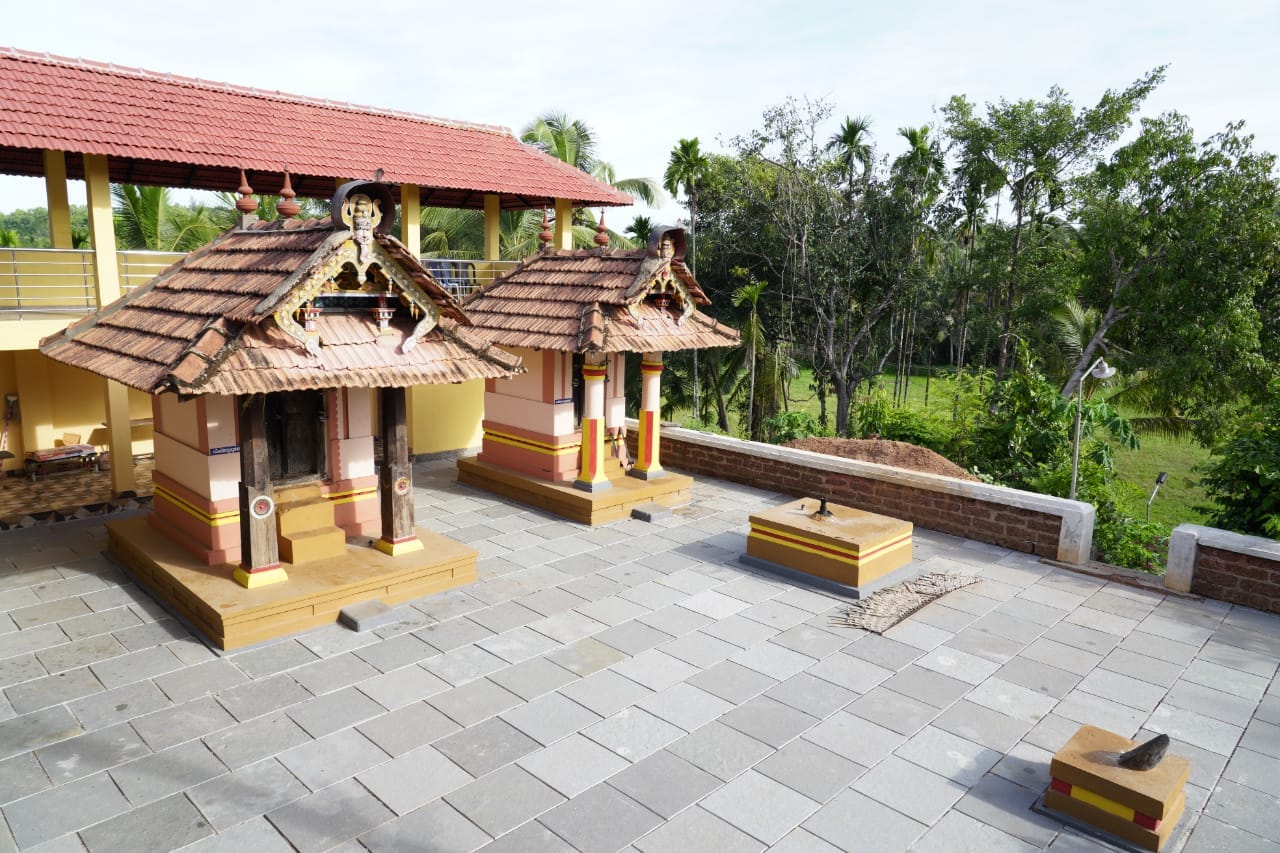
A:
[1044, 725, 1189, 851]
[744, 498, 914, 597]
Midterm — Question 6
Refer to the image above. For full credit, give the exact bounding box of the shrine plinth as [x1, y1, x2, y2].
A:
[744, 498, 914, 597]
[1044, 725, 1190, 851]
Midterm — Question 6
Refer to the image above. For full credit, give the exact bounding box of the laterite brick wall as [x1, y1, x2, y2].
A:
[628, 424, 1093, 564]
[1168, 525, 1280, 614]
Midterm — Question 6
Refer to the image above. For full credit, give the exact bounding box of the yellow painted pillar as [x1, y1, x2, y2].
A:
[84, 154, 138, 495]
[633, 352, 665, 480]
[554, 198, 574, 250]
[575, 356, 610, 492]
[483, 194, 501, 260]
[14, 350, 56, 453]
[43, 150, 74, 248]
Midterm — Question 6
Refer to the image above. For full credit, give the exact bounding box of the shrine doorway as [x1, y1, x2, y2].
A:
[266, 391, 327, 483]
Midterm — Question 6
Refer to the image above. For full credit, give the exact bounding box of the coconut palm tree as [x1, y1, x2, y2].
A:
[626, 215, 655, 244]
[521, 112, 660, 205]
[112, 185, 221, 252]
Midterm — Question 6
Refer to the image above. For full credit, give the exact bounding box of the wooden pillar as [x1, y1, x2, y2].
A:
[554, 197, 574, 250]
[483, 194, 501, 260]
[574, 356, 611, 491]
[84, 153, 138, 496]
[632, 352, 665, 479]
[375, 386, 422, 555]
[399, 184, 420, 450]
[234, 394, 287, 588]
[43, 150, 74, 249]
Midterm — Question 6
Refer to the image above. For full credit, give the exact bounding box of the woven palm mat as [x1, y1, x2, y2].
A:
[831, 572, 981, 633]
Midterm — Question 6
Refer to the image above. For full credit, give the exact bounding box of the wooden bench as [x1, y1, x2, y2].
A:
[25, 444, 100, 481]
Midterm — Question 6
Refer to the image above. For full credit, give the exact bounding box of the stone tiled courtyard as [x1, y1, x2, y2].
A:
[1, 460, 1278, 852]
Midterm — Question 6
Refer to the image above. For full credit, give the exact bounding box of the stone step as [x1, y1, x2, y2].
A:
[276, 497, 336, 537]
[279, 526, 347, 564]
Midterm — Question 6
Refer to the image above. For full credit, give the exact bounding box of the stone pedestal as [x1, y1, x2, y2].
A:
[1045, 725, 1189, 851]
[745, 498, 913, 597]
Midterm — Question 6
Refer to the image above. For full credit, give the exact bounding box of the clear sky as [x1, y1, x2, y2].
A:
[2, 0, 1276, 225]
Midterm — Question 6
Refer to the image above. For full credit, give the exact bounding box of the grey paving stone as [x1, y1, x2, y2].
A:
[467, 600, 541, 634]
[636, 603, 714, 638]
[770, 827, 843, 852]
[635, 682, 733, 732]
[605, 749, 720, 819]
[528, 610, 609, 645]
[35, 634, 125, 674]
[518, 586, 590, 617]
[1118, 629, 1201, 667]
[767, 624, 849, 659]
[847, 686, 938, 735]
[225, 639, 320, 679]
[1076, 667, 1167, 712]
[3, 771, 129, 849]
[1062, 604, 1140, 637]
[879, 664, 970, 710]
[152, 659, 246, 703]
[583, 707, 685, 761]
[592, 620, 673, 657]
[351, 632, 435, 673]
[991, 739, 1055, 791]
[500, 691, 600, 746]
[291, 651, 380, 695]
[843, 633, 923, 670]
[89, 645, 183, 690]
[80, 791, 213, 852]
[488, 656, 577, 701]
[287, 685, 386, 737]
[702, 770, 819, 845]
[357, 699, 461, 756]
[687, 660, 777, 704]
[700, 613, 780, 648]
[1147, 703, 1243, 755]
[360, 799, 493, 853]
[633, 805, 764, 853]
[62, 607, 144, 640]
[932, 699, 1034, 752]
[109, 620, 190, 654]
[1240, 718, 1280, 760]
[278, 727, 388, 791]
[267, 777, 395, 853]
[477, 819, 576, 853]
[477, 626, 562, 664]
[517, 733, 629, 797]
[667, 721, 774, 781]
[1182, 656, 1271, 701]
[445, 763, 565, 837]
[755, 737, 865, 803]
[415, 617, 495, 652]
[610, 648, 699, 691]
[202, 711, 311, 769]
[559, 669, 652, 717]
[1203, 777, 1280, 842]
[1165, 679, 1258, 726]
[0, 652, 47, 690]
[802, 710, 903, 768]
[36, 722, 151, 784]
[6, 666, 103, 713]
[539, 783, 663, 853]
[1222, 747, 1280, 797]
[421, 645, 507, 686]
[720, 694, 819, 748]
[10, 596, 93, 629]
[730, 641, 815, 681]
[178, 817, 294, 853]
[953, 773, 1061, 847]
[429, 677, 522, 726]
[1198, 638, 1280, 680]
[882, 618, 951, 651]
[110, 739, 226, 805]
[1183, 815, 1280, 853]
[912, 810, 1039, 853]
[853, 754, 966, 824]
[1054, 688, 1147, 737]
[0, 751, 50, 804]
[435, 717, 540, 777]
[360, 663, 452, 707]
[996, 656, 1082, 700]
[68, 679, 170, 731]
[1042, 620, 1122, 657]
[913, 602, 980, 633]
[896, 724, 1002, 786]
[965, 676, 1058, 723]
[542, 637, 624, 678]
[0, 705, 82, 760]
[358, 743, 473, 815]
[215, 672, 311, 721]
[0, 623, 70, 661]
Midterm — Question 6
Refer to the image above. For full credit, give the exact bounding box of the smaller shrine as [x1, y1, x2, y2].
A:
[39, 179, 521, 648]
[457, 224, 739, 523]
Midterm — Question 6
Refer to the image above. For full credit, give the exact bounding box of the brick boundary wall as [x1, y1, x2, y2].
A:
[626, 422, 1094, 564]
[1166, 525, 1280, 614]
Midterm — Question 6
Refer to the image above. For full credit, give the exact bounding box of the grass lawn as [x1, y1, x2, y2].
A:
[710, 367, 1216, 529]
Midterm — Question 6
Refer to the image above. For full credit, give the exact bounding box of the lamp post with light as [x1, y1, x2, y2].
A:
[1069, 356, 1117, 501]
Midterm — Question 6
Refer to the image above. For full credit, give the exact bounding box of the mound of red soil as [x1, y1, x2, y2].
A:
[784, 437, 979, 482]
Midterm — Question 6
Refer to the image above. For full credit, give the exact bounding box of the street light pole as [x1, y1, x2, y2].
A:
[1069, 356, 1117, 501]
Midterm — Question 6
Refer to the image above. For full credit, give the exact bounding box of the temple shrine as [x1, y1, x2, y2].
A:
[457, 224, 739, 523]
[38, 180, 522, 648]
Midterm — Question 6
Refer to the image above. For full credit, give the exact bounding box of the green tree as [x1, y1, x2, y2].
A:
[112, 185, 221, 252]
[826, 115, 874, 194]
[732, 276, 768, 439]
[625, 215, 655, 244]
[664, 137, 712, 418]
[522, 112, 660, 205]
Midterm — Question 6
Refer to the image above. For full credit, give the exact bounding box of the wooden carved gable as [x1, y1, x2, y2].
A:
[273, 183, 440, 356]
[623, 226, 696, 325]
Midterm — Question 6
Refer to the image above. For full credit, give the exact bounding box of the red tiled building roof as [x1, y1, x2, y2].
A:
[0, 47, 632, 210]
[40, 215, 522, 394]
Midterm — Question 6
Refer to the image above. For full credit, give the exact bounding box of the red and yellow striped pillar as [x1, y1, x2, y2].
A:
[633, 353, 665, 480]
[574, 358, 611, 492]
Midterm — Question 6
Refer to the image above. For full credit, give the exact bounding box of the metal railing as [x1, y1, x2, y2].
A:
[0, 248, 184, 319]
[0, 249, 519, 318]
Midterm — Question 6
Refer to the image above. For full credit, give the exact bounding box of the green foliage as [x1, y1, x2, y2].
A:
[960, 367, 1076, 488]
[0, 205, 90, 247]
[762, 411, 823, 444]
[854, 389, 956, 455]
[1199, 388, 1280, 538]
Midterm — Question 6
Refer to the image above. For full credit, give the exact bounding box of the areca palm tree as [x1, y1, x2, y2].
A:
[826, 115, 874, 193]
[733, 277, 768, 439]
[664, 138, 711, 419]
